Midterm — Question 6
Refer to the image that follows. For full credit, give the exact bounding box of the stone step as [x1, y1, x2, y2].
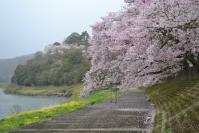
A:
[50, 113, 148, 122]
[11, 128, 148, 133]
[48, 117, 147, 124]
[41, 116, 146, 124]
[25, 119, 147, 129]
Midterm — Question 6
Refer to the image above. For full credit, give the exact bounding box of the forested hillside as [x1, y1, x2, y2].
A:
[12, 31, 91, 86]
[0, 54, 34, 83]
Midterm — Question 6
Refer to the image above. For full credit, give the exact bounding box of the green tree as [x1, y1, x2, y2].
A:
[12, 33, 91, 86]
[64, 32, 81, 44]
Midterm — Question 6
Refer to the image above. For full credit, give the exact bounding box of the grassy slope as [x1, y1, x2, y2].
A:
[146, 80, 199, 133]
[0, 88, 112, 133]
[4, 84, 84, 97]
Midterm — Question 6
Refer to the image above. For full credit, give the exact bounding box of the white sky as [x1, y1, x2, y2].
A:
[0, 0, 124, 59]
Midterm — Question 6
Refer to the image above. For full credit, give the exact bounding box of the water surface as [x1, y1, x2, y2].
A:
[0, 88, 67, 120]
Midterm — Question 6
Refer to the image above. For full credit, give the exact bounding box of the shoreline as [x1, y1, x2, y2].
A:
[0, 90, 112, 133]
[4, 84, 84, 98]
[0, 89, 67, 121]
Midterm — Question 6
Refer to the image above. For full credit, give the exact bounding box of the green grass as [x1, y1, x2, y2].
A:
[146, 80, 199, 133]
[66, 84, 85, 99]
[4, 84, 84, 97]
[0, 89, 112, 133]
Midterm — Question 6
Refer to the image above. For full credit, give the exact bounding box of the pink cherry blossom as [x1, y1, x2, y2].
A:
[83, 0, 199, 93]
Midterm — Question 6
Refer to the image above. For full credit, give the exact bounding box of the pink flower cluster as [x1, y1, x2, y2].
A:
[84, 0, 199, 91]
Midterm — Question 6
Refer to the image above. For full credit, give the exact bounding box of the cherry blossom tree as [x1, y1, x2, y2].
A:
[83, 0, 199, 94]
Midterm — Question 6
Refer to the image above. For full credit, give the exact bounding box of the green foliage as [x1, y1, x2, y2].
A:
[64, 32, 81, 44]
[12, 49, 91, 86]
[0, 89, 111, 133]
[64, 31, 89, 46]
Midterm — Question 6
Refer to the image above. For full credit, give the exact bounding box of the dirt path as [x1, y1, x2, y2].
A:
[10, 90, 154, 133]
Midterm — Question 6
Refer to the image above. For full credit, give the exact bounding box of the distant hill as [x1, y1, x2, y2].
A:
[11, 31, 90, 86]
[0, 54, 34, 83]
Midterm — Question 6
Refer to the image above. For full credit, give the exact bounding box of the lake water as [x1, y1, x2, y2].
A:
[0, 88, 67, 120]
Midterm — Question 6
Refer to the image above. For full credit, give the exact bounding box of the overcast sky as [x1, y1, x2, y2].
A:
[0, 0, 124, 59]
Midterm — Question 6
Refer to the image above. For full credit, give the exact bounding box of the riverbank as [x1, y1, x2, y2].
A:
[4, 84, 84, 98]
[0, 89, 113, 133]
